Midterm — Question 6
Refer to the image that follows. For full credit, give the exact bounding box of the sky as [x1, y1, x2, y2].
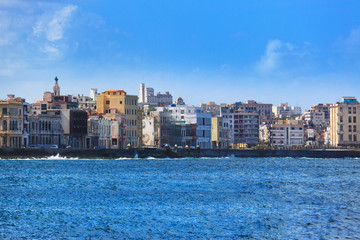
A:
[1, 0, 360, 110]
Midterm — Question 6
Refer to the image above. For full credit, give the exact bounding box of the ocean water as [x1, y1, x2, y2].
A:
[1, 157, 360, 239]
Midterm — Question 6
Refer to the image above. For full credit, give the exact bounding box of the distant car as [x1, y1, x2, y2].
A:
[50, 145, 58, 149]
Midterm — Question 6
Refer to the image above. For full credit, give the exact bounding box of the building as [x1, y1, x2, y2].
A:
[31, 77, 79, 115]
[272, 103, 302, 119]
[219, 104, 234, 148]
[233, 108, 259, 147]
[143, 105, 212, 148]
[74, 93, 96, 114]
[139, 83, 173, 107]
[0, 95, 27, 148]
[200, 102, 221, 117]
[330, 97, 360, 147]
[260, 123, 304, 147]
[46, 109, 88, 148]
[211, 116, 225, 149]
[29, 114, 63, 147]
[96, 90, 140, 147]
[234, 100, 273, 120]
[303, 103, 331, 127]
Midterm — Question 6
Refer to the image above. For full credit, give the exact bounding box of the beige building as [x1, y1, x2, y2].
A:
[211, 116, 224, 149]
[330, 97, 360, 147]
[96, 90, 140, 147]
[0, 95, 25, 148]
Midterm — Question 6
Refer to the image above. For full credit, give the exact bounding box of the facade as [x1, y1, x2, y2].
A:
[29, 114, 63, 147]
[235, 100, 273, 120]
[330, 97, 360, 147]
[200, 102, 221, 117]
[34, 77, 79, 114]
[211, 116, 225, 149]
[139, 83, 173, 107]
[260, 123, 304, 147]
[75, 94, 96, 114]
[303, 103, 331, 127]
[47, 109, 88, 148]
[272, 103, 302, 119]
[96, 90, 140, 147]
[220, 104, 234, 148]
[0, 95, 26, 148]
[233, 109, 259, 146]
[143, 105, 212, 148]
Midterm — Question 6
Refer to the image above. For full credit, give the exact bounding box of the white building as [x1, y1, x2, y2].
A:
[143, 105, 212, 148]
[139, 83, 173, 107]
[272, 103, 302, 119]
[260, 123, 304, 147]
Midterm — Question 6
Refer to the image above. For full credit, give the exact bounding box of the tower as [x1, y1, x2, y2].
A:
[139, 83, 145, 103]
[53, 76, 60, 96]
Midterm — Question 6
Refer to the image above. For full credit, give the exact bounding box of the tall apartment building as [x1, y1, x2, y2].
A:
[234, 100, 273, 120]
[220, 104, 234, 148]
[330, 97, 360, 147]
[211, 116, 224, 149]
[96, 90, 140, 147]
[233, 109, 259, 146]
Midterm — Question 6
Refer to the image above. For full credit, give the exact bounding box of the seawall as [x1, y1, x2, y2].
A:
[1, 148, 360, 159]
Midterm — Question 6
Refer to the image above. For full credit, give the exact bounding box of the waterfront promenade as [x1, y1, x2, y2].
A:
[1, 148, 360, 159]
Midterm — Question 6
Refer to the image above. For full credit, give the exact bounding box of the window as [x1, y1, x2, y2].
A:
[354, 135, 357, 142]
[354, 126, 357, 132]
[340, 116, 343, 123]
[2, 108, 7, 114]
[106, 101, 110, 105]
[349, 116, 352, 123]
[349, 134, 352, 141]
[349, 125, 352, 132]
[354, 107, 357, 114]
[340, 134, 343, 141]
[354, 116, 356, 123]
[349, 107, 352, 114]
[120, 101, 122, 104]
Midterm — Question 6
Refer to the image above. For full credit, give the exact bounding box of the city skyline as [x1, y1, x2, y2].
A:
[1, 1, 360, 109]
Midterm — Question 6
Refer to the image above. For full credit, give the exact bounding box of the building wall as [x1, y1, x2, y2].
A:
[29, 114, 63, 147]
[330, 99, 360, 147]
[0, 101, 24, 148]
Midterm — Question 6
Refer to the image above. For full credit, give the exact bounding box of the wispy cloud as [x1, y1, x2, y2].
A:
[33, 4, 78, 42]
[47, 5, 78, 41]
[256, 39, 309, 74]
[343, 27, 360, 53]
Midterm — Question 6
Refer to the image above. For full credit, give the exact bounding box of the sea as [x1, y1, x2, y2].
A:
[1, 156, 360, 239]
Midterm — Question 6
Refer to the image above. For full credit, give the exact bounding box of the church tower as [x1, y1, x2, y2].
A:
[53, 76, 60, 96]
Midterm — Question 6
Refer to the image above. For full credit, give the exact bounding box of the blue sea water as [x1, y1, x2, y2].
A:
[1, 157, 360, 239]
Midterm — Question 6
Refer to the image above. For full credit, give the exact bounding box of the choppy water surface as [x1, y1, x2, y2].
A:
[1, 157, 360, 239]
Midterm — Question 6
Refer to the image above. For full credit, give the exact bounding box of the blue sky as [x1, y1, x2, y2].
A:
[1, 0, 360, 110]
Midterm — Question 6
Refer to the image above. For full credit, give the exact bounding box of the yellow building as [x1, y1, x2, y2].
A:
[211, 116, 224, 149]
[0, 96, 24, 148]
[330, 97, 360, 147]
[96, 90, 140, 147]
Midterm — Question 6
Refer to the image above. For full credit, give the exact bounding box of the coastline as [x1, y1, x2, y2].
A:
[1, 148, 360, 159]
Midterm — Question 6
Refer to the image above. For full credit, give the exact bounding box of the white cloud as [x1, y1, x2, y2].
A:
[256, 39, 295, 73]
[343, 27, 360, 53]
[46, 5, 77, 42]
